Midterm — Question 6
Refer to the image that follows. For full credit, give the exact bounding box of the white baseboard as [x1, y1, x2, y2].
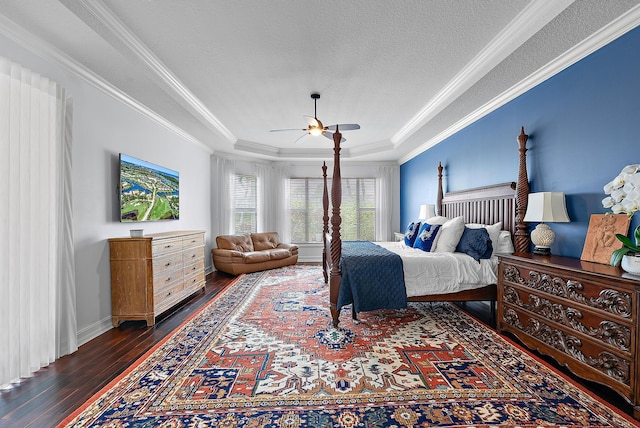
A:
[77, 316, 114, 347]
[298, 255, 322, 263]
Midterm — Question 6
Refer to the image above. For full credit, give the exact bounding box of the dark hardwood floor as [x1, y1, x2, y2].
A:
[0, 267, 634, 427]
[0, 270, 235, 428]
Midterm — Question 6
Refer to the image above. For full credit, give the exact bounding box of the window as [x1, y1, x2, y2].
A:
[289, 178, 375, 243]
[232, 174, 257, 234]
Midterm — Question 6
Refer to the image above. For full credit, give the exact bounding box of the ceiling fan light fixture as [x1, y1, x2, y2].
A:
[269, 92, 360, 143]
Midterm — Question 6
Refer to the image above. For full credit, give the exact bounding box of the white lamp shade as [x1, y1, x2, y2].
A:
[418, 204, 436, 220]
[523, 192, 570, 223]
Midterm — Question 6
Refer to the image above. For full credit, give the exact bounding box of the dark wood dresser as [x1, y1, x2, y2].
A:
[497, 253, 640, 419]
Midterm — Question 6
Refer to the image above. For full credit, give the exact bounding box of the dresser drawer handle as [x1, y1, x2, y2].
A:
[166, 277, 171, 282]
[166, 291, 172, 297]
[165, 262, 171, 266]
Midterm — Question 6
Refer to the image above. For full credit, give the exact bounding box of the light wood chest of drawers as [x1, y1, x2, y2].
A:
[497, 253, 640, 419]
[109, 230, 206, 327]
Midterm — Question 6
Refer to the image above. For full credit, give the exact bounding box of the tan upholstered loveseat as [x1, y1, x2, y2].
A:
[212, 232, 298, 275]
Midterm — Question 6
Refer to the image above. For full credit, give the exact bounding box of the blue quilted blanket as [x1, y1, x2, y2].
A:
[337, 241, 407, 314]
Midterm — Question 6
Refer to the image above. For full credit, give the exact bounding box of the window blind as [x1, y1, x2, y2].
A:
[289, 177, 375, 243]
[232, 174, 257, 234]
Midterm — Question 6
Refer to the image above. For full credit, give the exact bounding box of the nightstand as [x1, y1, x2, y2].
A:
[393, 232, 404, 242]
[497, 253, 640, 419]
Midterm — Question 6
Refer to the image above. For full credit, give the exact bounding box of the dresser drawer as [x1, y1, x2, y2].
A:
[500, 262, 633, 320]
[184, 257, 204, 278]
[183, 233, 204, 249]
[153, 269, 183, 292]
[155, 282, 185, 309]
[502, 305, 631, 388]
[502, 284, 631, 353]
[152, 253, 183, 276]
[182, 247, 204, 266]
[152, 237, 183, 256]
[184, 268, 205, 290]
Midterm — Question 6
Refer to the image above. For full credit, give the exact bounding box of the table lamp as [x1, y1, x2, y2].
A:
[418, 204, 436, 221]
[523, 192, 570, 255]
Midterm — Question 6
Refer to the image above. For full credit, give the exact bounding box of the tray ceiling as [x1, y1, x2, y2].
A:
[1, 0, 639, 162]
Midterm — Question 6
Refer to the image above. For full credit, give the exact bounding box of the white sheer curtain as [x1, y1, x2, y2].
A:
[256, 163, 290, 241]
[376, 165, 396, 241]
[211, 156, 235, 238]
[0, 57, 76, 388]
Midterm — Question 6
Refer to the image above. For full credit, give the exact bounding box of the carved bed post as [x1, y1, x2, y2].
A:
[437, 161, 444, 216]
[515, 126, 531, 253]
[329, 128, 343, 328]
[322, 162, 329, 283]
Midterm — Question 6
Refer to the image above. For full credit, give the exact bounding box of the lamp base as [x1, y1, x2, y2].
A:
[533, 246, 551, 255]
[531, 223, 555, 256]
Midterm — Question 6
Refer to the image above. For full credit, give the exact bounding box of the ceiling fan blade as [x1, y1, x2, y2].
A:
[293, 133, 310, 144]
[304, 115, 318, 127]
[270, 128, 307, 132]
[326, 124, 360, 131]
[323, 132, 345, 143]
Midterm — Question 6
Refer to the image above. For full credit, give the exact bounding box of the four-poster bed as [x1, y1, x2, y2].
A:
[322, 126, 531, 328]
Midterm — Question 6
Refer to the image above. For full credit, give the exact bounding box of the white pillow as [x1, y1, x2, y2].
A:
[425, 215, 448, 225]
[433, 216, 465, 253]
[467, 222, 502, 251]
[495, 230, 515, 254]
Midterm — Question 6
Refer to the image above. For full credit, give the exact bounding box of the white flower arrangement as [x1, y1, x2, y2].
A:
[602, 164, 640, 215]
[602, 164, 640, 266]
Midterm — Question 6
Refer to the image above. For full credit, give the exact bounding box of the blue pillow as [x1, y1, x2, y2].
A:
[455, 226, 493, 261]
[413, 223, 441, 252]
[403, 222, 421, 247]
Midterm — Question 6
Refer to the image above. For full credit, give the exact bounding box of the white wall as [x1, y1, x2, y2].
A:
[0, 34, 217, 345]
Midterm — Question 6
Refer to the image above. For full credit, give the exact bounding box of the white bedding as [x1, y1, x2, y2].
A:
[374, 241, 498, 298]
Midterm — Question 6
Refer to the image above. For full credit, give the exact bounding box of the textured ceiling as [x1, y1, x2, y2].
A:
[1, 0, 639, 162]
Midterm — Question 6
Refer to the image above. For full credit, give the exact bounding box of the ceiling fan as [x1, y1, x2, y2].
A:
[270, 93, 360, 143]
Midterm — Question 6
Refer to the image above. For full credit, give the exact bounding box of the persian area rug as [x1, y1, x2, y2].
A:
[61, 265, 637, 427]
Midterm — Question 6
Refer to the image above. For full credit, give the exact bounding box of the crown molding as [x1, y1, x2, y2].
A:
[60, 0, 236, 144]
[392, 0, 575, 146]
[349, 140, 395, 157]
[399, 3, 640, 164]
[234, 139, 343, 159]
[0, 13, 213, 154]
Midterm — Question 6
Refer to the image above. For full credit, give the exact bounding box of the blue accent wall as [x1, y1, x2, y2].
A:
[401, 26, 640, 258]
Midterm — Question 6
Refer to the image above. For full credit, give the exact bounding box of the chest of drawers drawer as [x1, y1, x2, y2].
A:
[152, 237, 183, 256]
[152, 253, 184, 276]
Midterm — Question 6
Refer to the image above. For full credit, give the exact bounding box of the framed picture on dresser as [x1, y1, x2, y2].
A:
[580, 213, 631, 264]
